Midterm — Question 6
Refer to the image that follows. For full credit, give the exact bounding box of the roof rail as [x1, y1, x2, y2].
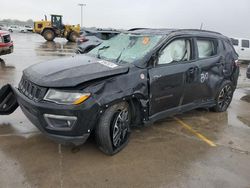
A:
[173, 29, 222, 35]
[128, 28, 149, 31]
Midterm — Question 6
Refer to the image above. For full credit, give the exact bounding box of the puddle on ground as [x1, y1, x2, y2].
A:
[237, 116, 250, 127]
[241, 95, 250, 103]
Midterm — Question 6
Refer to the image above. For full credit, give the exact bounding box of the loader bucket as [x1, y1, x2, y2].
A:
[0, 84, 19, 115]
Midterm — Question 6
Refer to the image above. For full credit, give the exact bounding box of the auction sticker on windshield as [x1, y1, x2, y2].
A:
[98, 60, 118, 68]
[142, 37, 150, 45]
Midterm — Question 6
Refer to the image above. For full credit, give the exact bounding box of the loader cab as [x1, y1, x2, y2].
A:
[51, 15, 63, 29]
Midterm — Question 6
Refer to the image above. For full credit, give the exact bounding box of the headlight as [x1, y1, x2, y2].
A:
[44, 89, 91, 105]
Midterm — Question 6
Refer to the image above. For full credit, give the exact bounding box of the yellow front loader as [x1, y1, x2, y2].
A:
[34, 15, 80, 42]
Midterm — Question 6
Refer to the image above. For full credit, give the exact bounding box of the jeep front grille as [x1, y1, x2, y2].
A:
[18, 77, 47, 101]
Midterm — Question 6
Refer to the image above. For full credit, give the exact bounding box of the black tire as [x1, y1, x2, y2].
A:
[8, 29, 13, 33]
[43, 29, 55, 41]
[68, 31, 79, 42]
[211, 81, 234, 112]
[95, 102, 131, 155]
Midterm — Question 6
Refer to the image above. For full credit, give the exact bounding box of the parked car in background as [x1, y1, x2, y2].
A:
[0, 29, 239, 155]
[231, 38, 250, 62]
[76, 28, 121, 54]
[247, 65, 250, 79]
[24, 25, 33, 32]
[0, 30, 13, 56]
[7, 25, 27, 33]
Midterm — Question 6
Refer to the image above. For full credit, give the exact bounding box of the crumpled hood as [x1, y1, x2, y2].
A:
[23, 55, 129, 87]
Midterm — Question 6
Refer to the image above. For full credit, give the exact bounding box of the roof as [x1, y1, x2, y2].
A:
[81, 27, 123, 34]
[129, 28, 227, 39]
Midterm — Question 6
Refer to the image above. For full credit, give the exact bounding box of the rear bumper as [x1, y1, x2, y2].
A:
[12, 87, 99, 145]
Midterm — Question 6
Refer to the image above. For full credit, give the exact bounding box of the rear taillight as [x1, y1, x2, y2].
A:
[77, 36, 88, 43]
[235, 59, 240, 66]
[80, 38, 88, 42]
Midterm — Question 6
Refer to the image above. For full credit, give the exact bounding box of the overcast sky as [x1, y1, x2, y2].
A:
[1, 0, 249, 38]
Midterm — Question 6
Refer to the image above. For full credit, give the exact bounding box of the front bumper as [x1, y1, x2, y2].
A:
[0, 44, 13, 56]
[12, 87, 99, 145]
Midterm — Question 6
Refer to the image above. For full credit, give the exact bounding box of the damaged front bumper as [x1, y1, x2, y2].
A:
[0, 84, 99, 145]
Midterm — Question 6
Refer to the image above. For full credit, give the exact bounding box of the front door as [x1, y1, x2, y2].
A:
[149, 38, 195, 116]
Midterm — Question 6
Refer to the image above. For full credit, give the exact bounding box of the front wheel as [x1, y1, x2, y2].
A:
[211, 81, 234, 112]
[43, 30, 55, 41]
[67, 31, 79, 42]
[95, 102, 131, 155]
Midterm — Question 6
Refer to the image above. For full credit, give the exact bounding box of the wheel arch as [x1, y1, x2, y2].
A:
[97, 94, 148, 127]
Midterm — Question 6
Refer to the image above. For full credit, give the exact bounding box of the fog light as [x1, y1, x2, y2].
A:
[44, 114, 77, 131]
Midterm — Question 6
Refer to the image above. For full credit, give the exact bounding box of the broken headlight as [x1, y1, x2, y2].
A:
[44, 89, 90, 105]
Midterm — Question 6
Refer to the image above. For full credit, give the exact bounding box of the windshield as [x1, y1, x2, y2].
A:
[88, 33, 163, 64]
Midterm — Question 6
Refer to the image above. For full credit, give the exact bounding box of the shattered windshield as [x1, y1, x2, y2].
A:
[88, 33, 163, 64]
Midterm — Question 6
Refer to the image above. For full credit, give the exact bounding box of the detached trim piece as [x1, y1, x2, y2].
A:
[0, 84, 19, 115]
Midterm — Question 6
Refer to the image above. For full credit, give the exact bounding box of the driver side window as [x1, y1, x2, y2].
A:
[158, 39, 191, 65]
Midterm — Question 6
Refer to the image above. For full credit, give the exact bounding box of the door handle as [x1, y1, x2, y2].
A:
[186, 66, 199, 83]
[188, 66, 199, 74]
[188, 67, 195, 74]
[241, 48, 245, 51]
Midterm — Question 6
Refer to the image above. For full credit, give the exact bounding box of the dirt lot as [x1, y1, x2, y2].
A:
[0, 33, 250, 188]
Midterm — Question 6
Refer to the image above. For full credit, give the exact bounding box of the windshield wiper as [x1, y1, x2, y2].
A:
[97, 46, 110, 58]
[115, 47, 126, 63]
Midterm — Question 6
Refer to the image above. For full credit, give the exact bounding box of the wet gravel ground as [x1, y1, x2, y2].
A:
[0, 33, 250, 188]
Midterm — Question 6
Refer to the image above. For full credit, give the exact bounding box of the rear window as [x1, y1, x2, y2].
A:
[197, 39, 217, 58]
[231, 38, 239, 46]
[242, 40, 250, 48]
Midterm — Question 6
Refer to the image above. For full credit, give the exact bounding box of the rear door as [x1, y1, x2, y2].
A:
[149, 37, 196, 116]
[238, 39, 250, 61]
[183, 37, 223, 104]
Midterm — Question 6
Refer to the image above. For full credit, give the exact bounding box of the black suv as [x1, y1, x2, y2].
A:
[0, 29, 239, 155]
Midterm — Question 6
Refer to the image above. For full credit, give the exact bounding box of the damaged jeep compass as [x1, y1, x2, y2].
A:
[0, 29, 239, 155]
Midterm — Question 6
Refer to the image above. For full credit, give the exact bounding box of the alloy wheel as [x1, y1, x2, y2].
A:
[218, 84, 233, 111]
[112, 109, 130, 148]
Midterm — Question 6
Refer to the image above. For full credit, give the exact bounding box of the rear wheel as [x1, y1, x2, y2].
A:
[67, 31, 79, 42]
[211, 81, 234, 112]
[95, 102, 131, 155]
[43, 29, 55, 41]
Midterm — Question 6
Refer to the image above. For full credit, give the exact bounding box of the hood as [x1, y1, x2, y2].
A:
[0, 30, 9, 35]
[23, 55, 129, 87]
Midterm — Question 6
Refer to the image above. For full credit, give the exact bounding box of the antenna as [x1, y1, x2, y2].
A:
[200, 23, 203, 30]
